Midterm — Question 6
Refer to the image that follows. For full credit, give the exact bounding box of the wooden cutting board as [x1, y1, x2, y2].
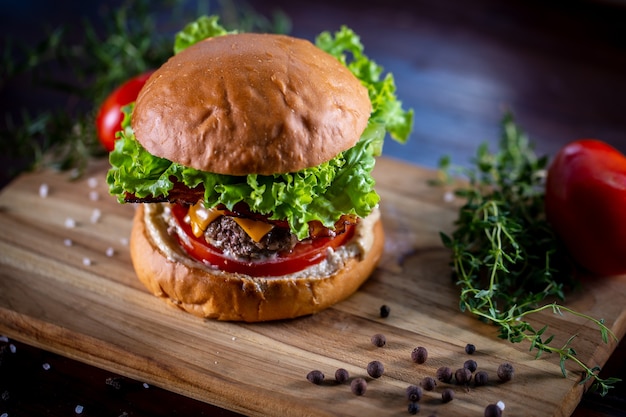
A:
[0, 157, 624, 417]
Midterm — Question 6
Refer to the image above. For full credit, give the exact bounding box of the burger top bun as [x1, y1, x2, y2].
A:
[132, 33, 373, 176]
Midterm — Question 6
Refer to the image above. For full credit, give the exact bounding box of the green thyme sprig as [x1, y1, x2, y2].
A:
[485, 303, 620, 396]
[436, 113, 620, 395]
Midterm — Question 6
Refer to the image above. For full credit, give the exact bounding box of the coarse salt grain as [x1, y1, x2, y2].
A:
[231, 337, 236, 341]
[64, 239, 73, 247]
[0, 335, 8, 343]
[65, 218, 76, 228]
[1, 412, 8, 417]
[87, 177, 98, 188]
[9, 344, 16, 353]
[120, 237, 129, 246]
[42, 363, 51, 370]
[75, 404, 84, 414]
[105, 247, 115, 257]
[89, 190, 100, 201]
[82, 258, 92, 266]
[143, 382, 150, 389]
[443, 190, 455, 203]
[39, 183, 49, 198]
[497, 401, 506, 411]
[90, 209, 102, 224]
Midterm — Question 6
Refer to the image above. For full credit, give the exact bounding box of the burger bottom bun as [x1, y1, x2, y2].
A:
[129, 205, 384, 322]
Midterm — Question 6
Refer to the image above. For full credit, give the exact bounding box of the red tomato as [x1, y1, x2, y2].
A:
[545, 139, 626, 277]
[95, 71, 154, 151]
[170, 204, 356, 277]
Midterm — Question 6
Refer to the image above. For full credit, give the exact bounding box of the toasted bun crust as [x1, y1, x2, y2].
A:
[129, 204, 384, 322]
[132, 33, 372, 175]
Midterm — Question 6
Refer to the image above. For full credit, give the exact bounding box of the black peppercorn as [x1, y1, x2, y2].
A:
[407, 402, 420, 415]
[474, 370, 489, 386]
[421, 376, 437, 391]
[367, 360, 385, 378]
[436, 366, 453, 383]
[464, 359, 478, 373]
[335, 368, 349, 384]
[497, 362, 515, 382]
[465, 343, 476, 354]
[454, 367, 472, 385]
[484, 403, 502, 417]
[306, 370, 324, 385]
[371, 333, 386, 347]
[351, 377, 367, 396]
[379, 304, 390, 318]
[411, 346, 428, 364]
[405, 385, 423, 402]
[441, 388, 455, 403]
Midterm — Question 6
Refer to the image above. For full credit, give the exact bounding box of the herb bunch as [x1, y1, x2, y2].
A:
[437, 113, 620, 396]
[0, 0, 290, 182]
[1, 0, 171, 180]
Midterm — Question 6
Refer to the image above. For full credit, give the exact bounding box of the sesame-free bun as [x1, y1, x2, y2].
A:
[132, 33, 372, 175]
[130, 204, 384, 322]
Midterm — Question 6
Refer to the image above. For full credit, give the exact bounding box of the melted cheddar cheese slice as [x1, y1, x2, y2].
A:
[187, 203, 224, 238]
[232, 217, 275, 243]
[187, 202, 274, 243]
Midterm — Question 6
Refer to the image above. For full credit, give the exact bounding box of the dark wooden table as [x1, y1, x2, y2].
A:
[1, 0, 625, 415]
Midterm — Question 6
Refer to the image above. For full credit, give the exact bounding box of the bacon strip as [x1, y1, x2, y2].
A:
[124, 181, 205, 205]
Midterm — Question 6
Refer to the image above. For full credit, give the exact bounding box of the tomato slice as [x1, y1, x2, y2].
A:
[170, 204, 356, 277]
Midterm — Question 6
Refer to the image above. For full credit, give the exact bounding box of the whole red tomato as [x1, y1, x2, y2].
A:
[95, 71, 154, 151]
[545, 139, 626, 277]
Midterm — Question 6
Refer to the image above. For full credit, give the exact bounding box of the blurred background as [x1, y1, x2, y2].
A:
[2, 0, 626, 187]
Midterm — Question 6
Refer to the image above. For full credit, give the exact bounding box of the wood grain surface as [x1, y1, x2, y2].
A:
[0, 157, 624, 417]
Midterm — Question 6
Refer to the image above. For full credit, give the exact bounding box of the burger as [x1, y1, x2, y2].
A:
[107, 19, 412, 322]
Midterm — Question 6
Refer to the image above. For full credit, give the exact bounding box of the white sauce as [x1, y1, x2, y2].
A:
[143, 203, 380, 279]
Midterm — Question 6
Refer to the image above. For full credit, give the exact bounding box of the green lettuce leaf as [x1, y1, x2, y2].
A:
[173, 15, 235, 54]
[315, 26, 414, 146]
[107, 16, 413, 239]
